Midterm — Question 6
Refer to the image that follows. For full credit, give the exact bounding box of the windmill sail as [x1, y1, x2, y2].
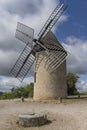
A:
[44, 50, 67, 73]
[11, 44, 35, 81]
[38, 3, 67, 40]
[15, 22, 34, 48]
[45, 39, 67, 72]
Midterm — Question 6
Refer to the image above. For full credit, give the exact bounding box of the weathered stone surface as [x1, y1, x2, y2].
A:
[34, 60, 67, 100]
[19, 113, 47, 127]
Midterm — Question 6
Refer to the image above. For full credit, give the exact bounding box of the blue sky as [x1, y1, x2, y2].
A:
[57, 0, 87, 40]
[0, 0, 87, 92]
[56, 0, 87, 85]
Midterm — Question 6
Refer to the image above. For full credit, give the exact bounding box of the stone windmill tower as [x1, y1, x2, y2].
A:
[11, 3, 67, 100]
[34, 31, 67, 100]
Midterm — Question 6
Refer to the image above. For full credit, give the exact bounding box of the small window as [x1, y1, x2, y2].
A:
[34, 72, 36, 82]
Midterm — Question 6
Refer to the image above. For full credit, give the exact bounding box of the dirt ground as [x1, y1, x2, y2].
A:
[0, 98, 87, 130]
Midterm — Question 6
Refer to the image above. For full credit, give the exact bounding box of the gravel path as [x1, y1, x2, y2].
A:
[0, 99, 87, 130]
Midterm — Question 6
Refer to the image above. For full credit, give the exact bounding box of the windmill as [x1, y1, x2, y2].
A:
[11, 3, 68, 100]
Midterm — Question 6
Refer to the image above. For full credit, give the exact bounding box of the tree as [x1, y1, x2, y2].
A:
[67, 73, 79, 95]
[10, 83, 34, 98]
[25, 83, 34, 97]
[0, 83, 34, 100]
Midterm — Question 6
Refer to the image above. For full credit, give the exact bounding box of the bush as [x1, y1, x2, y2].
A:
[0, 92, 14, 99]
[0, 83, 34, 100]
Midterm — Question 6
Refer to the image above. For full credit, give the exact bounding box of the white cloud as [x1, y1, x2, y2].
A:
[63, 36, 87, 75]
[0, 0, 41, 17]
[0, 76, 34, 92]
[62, 36, 87, 93]
[76, 79, 87, 93]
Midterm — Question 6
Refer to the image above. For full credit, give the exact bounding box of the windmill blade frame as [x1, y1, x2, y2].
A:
[15, 22, 34, 48]
[10, 44, 35, 81]
[44, 50, 67, 73]
[38, 3, 67, 40]
[16, 53, 35, 82]
[43, 39, 67, 53]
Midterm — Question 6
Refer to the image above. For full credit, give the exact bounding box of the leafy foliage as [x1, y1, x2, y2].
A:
[67, 73, 79, 95]
[0, 83, 34, 100]
[0, 73, 80, 99]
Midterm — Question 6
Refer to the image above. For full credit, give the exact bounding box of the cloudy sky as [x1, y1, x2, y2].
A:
[0, 0, 87, 92]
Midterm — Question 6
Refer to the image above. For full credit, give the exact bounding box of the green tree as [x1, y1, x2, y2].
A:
[25, 83, 34, 97]
[67, 73, 79, 95]
[0, 83, 34, 100]
[0, 92, 14, 99]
